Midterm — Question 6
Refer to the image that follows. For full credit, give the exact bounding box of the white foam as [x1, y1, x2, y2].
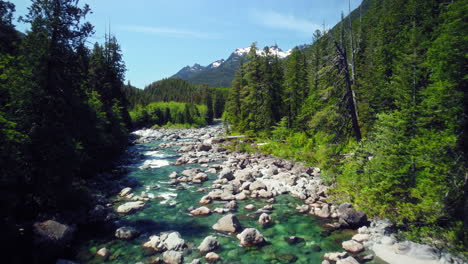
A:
[144, 151, 167, 158]
[139, 159, 170, 169]
[158, 192, 178, 204]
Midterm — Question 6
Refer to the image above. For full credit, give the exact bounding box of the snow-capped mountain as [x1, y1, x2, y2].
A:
[171, 44, 304, 87]
[207, 59, 225, 69]
[233, 45, 293, 59]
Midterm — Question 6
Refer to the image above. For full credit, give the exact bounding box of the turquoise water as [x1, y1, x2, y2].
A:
[76, 139, 386, 264]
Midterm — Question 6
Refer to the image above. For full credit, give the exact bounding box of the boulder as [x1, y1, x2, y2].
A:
[198, 236, 220, 253]
[115, 226, 140, 240]
[190, 259, 202, 264]
[250, 180, 266, 191]
[33, 220, 75, 245]
[199, 195, 212, 204]
[96, 248, 111, 260]
[193, 173, 208, 182]
[119, 187, 133, 197]
[224, 200, 238, 211]
[164, 232, 186, 251]
[190, 206, 211, 216]
[236, 228, 265, 247]
[162, 250, 183, 264]
[116, 201, 145, 214]
[352, 233, 370, 243]
[235, 192, 247, 200]
[212, 214, 242, 233]
[336, 256, 360, 264]
[219, 168, 234, 181]
[316, 204, 331, 218]
[245, 204, 255, 210]
[338, 207, 368, 228]
[323, 252, 348, 262]
[342, 240, 364, 254]
[258, 189, 273, 198]
[142, 235, 164, 252]
[198, 144, 212, 152]
[205, 252, 221, 262]
[258, 213, 272, 226]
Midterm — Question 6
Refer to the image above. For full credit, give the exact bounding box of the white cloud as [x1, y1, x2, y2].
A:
[119, 25, 219, 39]
[250, 9, 320, 35]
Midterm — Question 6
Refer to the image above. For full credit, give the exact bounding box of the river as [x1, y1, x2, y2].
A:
[74, 124, 386, 264]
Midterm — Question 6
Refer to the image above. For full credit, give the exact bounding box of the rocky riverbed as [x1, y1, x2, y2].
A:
[65, 123, 464, 264]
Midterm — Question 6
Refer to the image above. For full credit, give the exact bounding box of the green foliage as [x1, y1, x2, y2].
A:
[0, 2, 132, 251]
[130, 101, 207, 128]
[222, 0, 467, 250]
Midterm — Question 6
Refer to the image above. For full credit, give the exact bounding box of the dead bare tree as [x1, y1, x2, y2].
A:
[334, 12, 362, 142]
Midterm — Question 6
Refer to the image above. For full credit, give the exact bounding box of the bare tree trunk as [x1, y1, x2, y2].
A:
[335, 12, 362, 142]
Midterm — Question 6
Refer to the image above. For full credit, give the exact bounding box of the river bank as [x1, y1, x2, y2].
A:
[59, 123, 465, 264]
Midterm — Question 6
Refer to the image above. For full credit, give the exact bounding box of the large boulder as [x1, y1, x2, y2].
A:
[336, 256, 360, 264]
[190, 206, 211, 216]
[250, 180, 266, 191]
[316, 204, 331, 218]
[33, 220, 75, 245]
[142, 235, 164, 252]
[115, 226, 140, 240]
[323, 252, 348, 262]
[164, 232, 186, 251]
[342, 240, 364, 254]
[338, 204, 368, 228]
[162, 250, 183, 264]
[116, 201, 145, 214]
[198, 144, 212, 152]
[198, 236, 220, 253]
[212, 214, 242, 233]
[258, 213, 272, 226]
[205, 252, 221, 262]
[236, 228, 265, 247]
[119, 187, 132, 197]
[219, 168, 234, 181]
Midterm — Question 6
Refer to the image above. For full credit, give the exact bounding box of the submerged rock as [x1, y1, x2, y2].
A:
[190, 206, 211, 216]
[115, 226, 139, 240]
[212, 214, 242, 233]
[277, 253, 298, 263]
[236, 228, 265, 247]
[205, 252, 221, 262]
[162, 250, 183, 264]
[258, 213, 272, 226]
[284, 236, 305, 245]
[116, 201, 145, 214]
[119, 187, 132, 197]
[96, 248, 110, 260]
[198, 236, 220, 253]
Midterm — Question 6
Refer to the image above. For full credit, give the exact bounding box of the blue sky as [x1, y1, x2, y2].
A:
[13, 0, 362, 88]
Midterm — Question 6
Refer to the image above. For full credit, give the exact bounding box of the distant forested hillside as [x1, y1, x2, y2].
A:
[122, 78, 228, 127]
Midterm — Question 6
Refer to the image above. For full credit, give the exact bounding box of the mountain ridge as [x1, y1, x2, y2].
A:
[171, 44, 304, 87]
